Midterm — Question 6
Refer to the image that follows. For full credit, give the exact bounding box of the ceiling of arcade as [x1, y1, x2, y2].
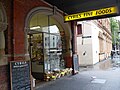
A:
[44, 0, 120, 15]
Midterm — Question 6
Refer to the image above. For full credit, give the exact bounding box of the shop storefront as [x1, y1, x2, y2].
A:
[0, 0, 73, 89]
[0, 0, 119, 90]
[24, 6, 72, 81]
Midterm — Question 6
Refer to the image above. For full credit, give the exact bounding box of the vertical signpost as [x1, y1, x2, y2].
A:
[10, 61, 32, 90]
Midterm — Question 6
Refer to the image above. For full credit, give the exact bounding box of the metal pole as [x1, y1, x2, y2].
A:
[71, 21, 76, 75]
[48, 15, 51, 71]
[114, 31, 116, 52]
[114, 31, 117, 57]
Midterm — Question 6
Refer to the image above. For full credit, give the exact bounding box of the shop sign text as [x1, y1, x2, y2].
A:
[64, 6, 118, 21]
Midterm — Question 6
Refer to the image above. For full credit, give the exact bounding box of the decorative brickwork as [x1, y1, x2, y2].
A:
[14, 56, 25, 61]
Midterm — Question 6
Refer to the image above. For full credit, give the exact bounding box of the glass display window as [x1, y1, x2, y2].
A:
[28, 13, 67, 80]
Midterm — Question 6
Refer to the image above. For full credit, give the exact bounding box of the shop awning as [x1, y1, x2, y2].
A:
[44, 0, 120, 19]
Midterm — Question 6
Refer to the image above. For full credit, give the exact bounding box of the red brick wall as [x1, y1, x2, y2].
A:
[0, 65, 9, 90]
[0, 0, 73, 89]
[0, 0, 12, 90]
[13, 0, 51, 61]
[64, 56, 72, 68]
[1, 0, 14, 62]
[13, 0, 50, 54]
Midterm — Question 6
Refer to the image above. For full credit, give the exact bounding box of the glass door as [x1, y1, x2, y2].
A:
[43, 32, 64, 72]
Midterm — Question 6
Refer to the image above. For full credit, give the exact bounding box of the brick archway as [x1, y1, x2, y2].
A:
[24, 6, 72, 61]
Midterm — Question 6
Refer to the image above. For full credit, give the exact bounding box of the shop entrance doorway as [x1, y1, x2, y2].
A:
[27, 13, 67, 80]
[28, 27, 66, 80]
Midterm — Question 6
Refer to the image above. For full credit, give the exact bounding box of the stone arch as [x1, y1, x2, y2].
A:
[24, 6, 71, 60]
[25, 7, 71, 35]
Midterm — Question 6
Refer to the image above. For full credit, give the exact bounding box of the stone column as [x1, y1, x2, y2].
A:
[0, 31, 7, 65]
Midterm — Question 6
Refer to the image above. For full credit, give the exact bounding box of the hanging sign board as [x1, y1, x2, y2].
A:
[10, 61, 32, 90]
[64, 6, 118, 21]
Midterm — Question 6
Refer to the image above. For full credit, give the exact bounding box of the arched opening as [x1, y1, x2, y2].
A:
[25, 7, 72, 80]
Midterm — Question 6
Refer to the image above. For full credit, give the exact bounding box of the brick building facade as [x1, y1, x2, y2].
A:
[0, 0, 74, 89]
[0, 1, 113, 89]
[96, 18, 112, 61]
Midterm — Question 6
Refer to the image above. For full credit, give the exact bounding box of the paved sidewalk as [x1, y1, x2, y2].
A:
[35, 58, 120, 90]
